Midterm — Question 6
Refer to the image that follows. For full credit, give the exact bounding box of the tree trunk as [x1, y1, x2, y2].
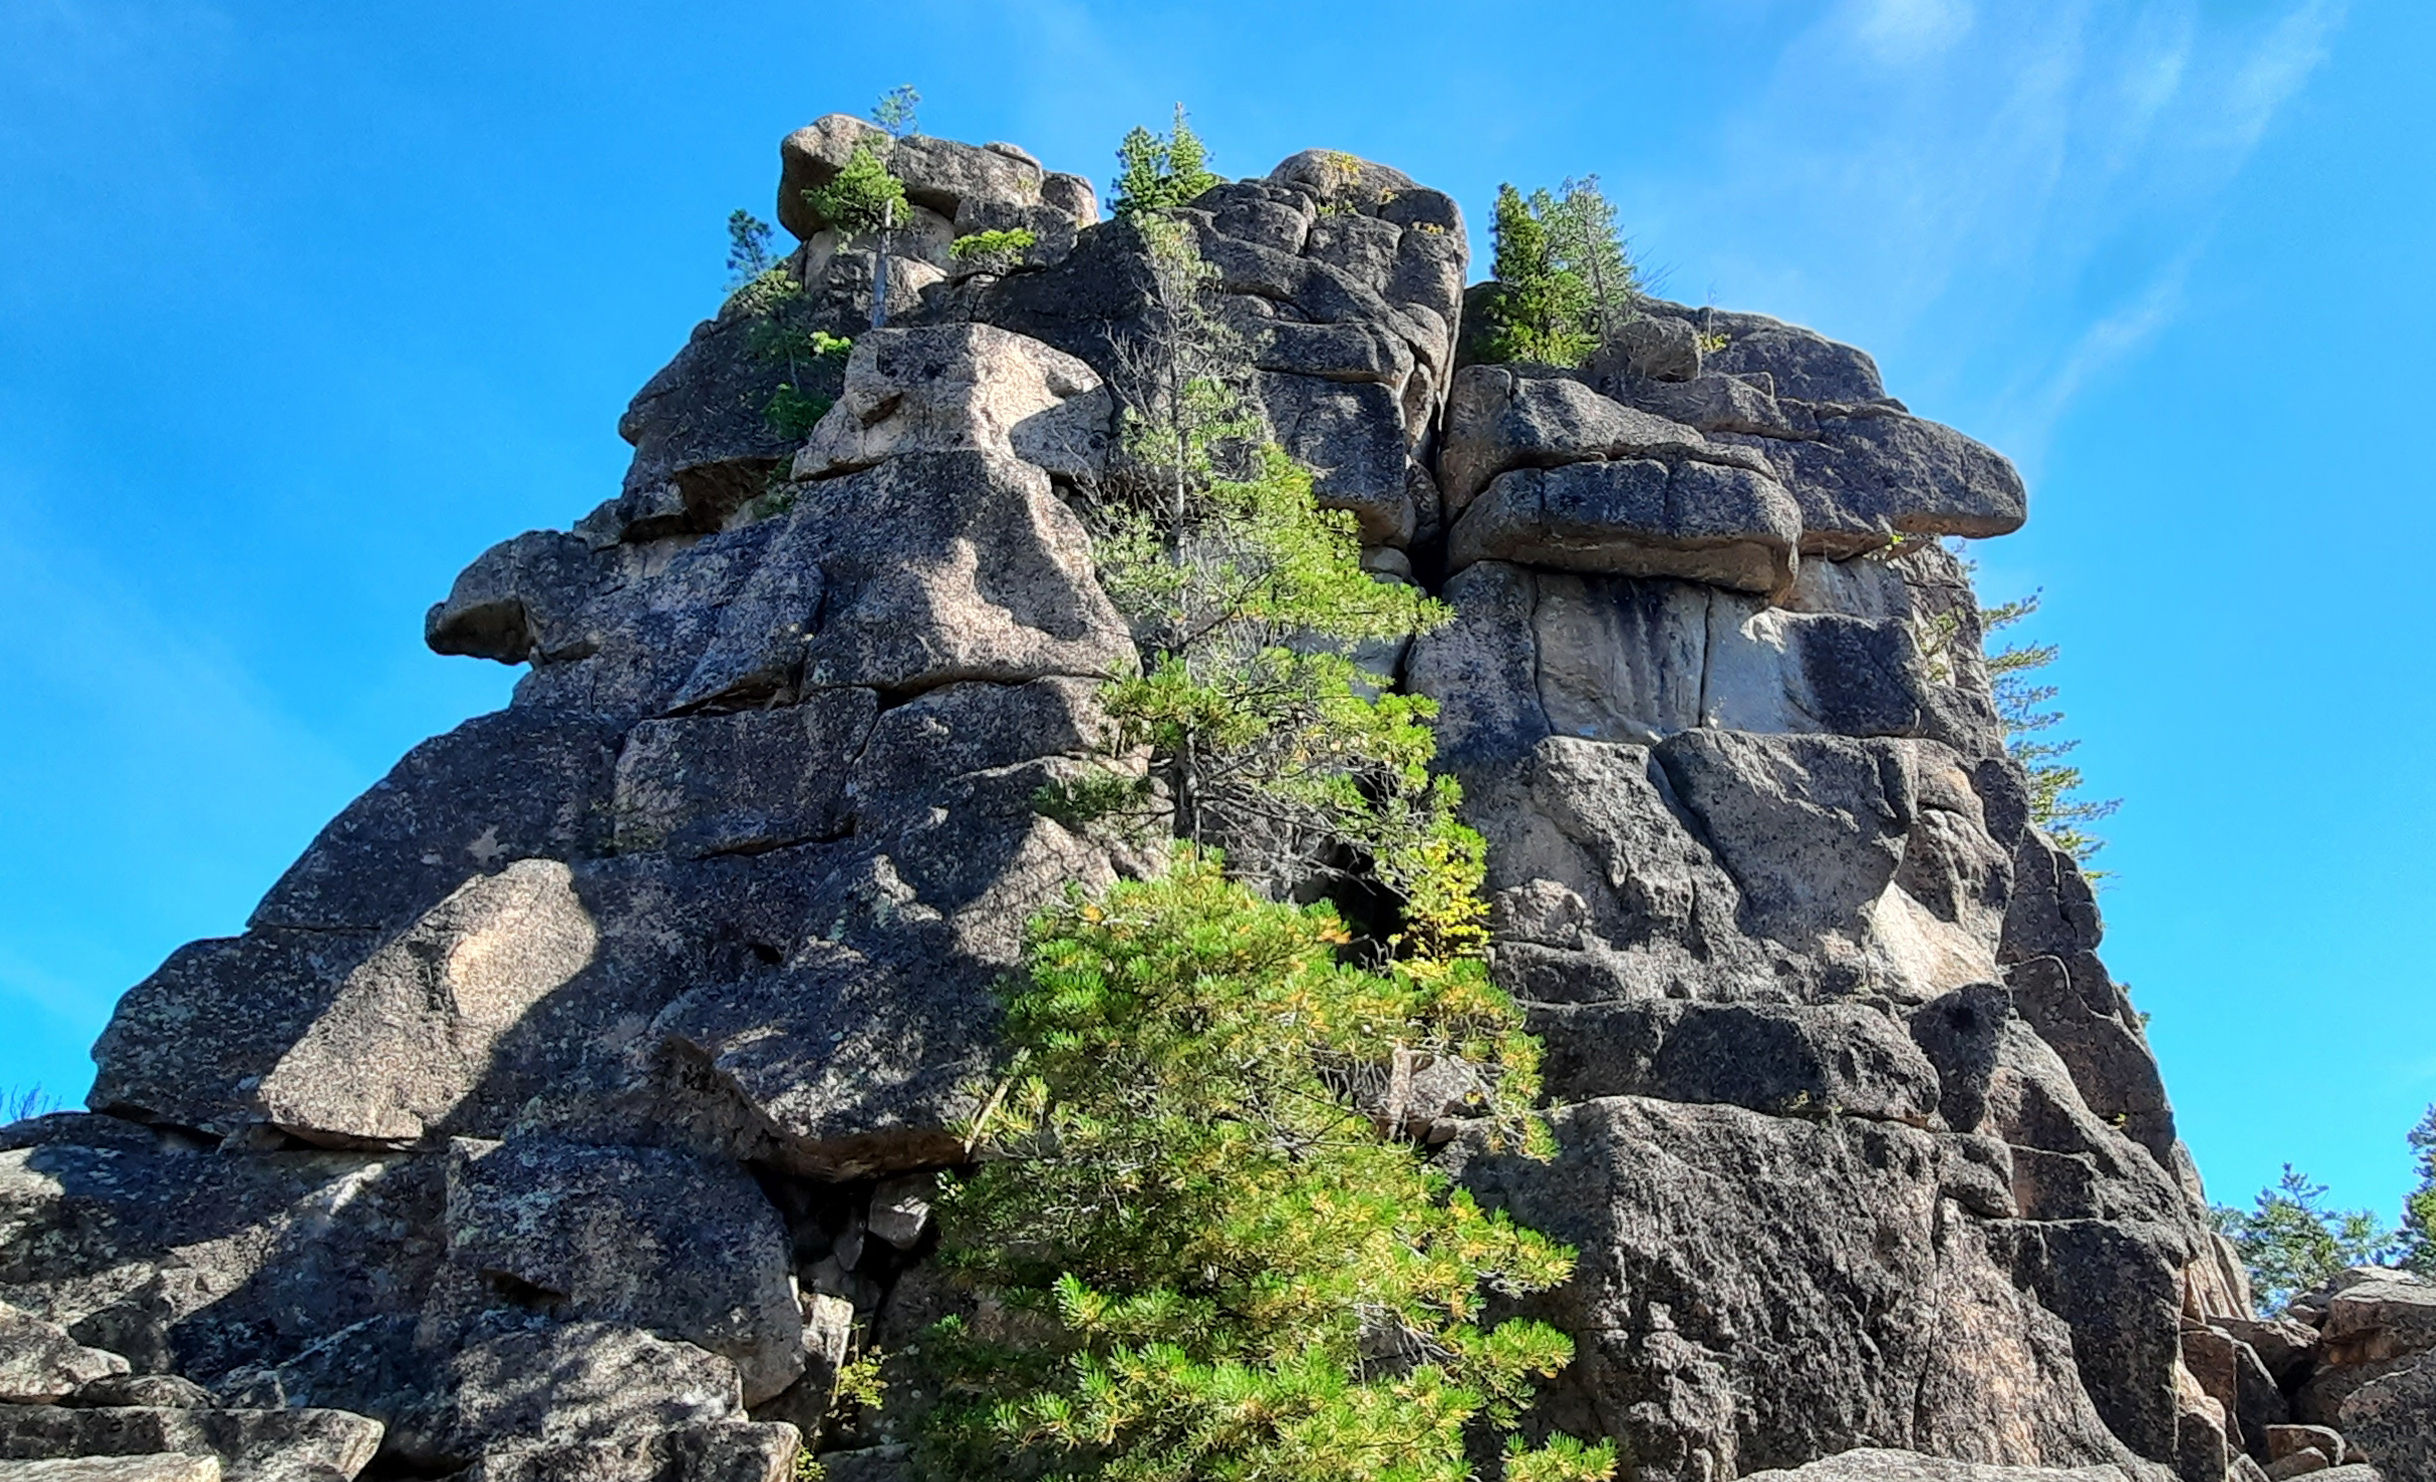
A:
[872, 199, 893, 330]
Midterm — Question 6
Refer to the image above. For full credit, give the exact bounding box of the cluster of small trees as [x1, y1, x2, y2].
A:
[2215, 1107, 2436, 1310]
[1478, 177, 1639, 367]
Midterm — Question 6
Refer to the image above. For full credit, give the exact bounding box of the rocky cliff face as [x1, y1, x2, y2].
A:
[4, 120, 2427, 1482]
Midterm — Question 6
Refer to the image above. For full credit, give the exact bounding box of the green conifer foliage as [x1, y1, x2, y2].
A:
[1543, 177, 1639, 349]
[1112, 104, 1224, 218]
[2213, 1166, 2397, 1311]
[2399, 1105, 2436, 1275]
[918, 855, 1613, 1482]
[872, 84, 921, 139]
[1484, 185, 1597, 367]
[1052, 214, 1475, 922]
[726, 210, 774, 286]
[804, 144, 910, 329]
[1979, 592, 2120, 869]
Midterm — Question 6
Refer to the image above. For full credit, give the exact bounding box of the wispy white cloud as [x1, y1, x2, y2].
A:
[1645, 0, 2349, 462]
[1845, 0, 1976, 66]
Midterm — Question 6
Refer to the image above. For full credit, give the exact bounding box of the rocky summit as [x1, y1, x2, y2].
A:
[3, 119, 2429, 1482]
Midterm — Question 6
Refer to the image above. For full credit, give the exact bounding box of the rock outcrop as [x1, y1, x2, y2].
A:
[5, 116, 2416, 1482]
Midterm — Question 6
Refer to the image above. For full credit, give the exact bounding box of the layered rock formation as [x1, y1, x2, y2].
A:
[3, 118, 2422, 1482]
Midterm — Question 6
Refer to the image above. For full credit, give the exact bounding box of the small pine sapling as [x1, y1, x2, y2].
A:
[917, 855, 1614, 1482]
[804, 145, 908, 329]
[1111, 103, 1223, 218]
[1980, 591, 2121, 871]
[871, 83, 920, 139]
[726, 210, 775, 286]
[947, 227, 1037, 275]
[1544, 175, 1640, 348]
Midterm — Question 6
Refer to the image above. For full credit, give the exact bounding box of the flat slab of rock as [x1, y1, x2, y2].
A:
[0, 1460, 221, 1482]
[0, 1302, 127, 1403]
[1447, 458, 1799, 596]
[1733, 1449, 2133, 1482]
[463, 1421, 798, 1482]
[2324, 1274, 2436, 1366]
[0, 1408, 382, 1482]
[1734, 1452, 2133, 1482]
[1437, 364, 1748, 515]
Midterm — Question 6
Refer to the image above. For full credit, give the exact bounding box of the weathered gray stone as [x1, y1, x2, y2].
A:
[465, 1421, 798, 1482]
[1527, 999, 1943, 1124]
[0, 1117, 443, 1383]
[1614, 370, 1819, 439]
[1641, 302, 1888, 404]
[63, 1377, 214, 1411]
[0, 1301, 127, 1403]
[426, 532, 606, 664]
[1446, 457, 1799, 596]
[792, 324, 1111, 483]
[435, 1324, 745, 1464]
[2003, 829, 2107, 964]
[1449, 1099, 2149, 1482]
[2183, 1325, 2288, 1457]
[248, 861, 600, 1148]
[511, 523, 790, 721]
[653, 938, 995, 1181]
[1588, 315, 1703, 384]
[2268, 1427, 2348, 1467]
[1437, 364, 1746, 515]
[783, 451, 1134, 694]
[444, 1139, 802, 1404]
[0, 1408, 381, 1482]
[2268, 1451, 2334, 1480]
[612, 693, 877, 858]
[1731, 1450, 2132, 1482]
[866, 1176, 933, 1250]
[0, 1459, 221, 1482]
[2323, 1274, 2436, 1367]
[1728, 409, 2029, 555]
[2226, 1321, 2322, 1389]
[2007, 953, 2176, 1164]
[1655, 729, 1914, 940]
[1253, 373, 1415, 545]
[779, 117, 1043, 241]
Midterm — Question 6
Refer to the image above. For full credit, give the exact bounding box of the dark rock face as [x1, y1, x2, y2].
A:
[1, 125, 2279, 1482]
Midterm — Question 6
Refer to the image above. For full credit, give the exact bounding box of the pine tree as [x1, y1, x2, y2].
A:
[1980, 591, 2121, 869]
[1543, 176, 1639, 348]
[2213, 1166, 2397, 1311]
[726, 210, 774, 286]
[917, 857, 1614, 1482]
[2399, 1105, 2436, 1275]
[1054, 213, 1477, 923]
[1111, 104, 1223, 218]
[803, 144, 909, 329]
[871, 83, 920, 139]
[1484, 185, 1597, 367]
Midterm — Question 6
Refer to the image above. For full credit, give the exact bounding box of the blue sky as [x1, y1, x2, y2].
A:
[4, 0, 2428, 1220]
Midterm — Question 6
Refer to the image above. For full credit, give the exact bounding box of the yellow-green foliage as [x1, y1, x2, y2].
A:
[1112, 104, 1223, 218]
[1053, 214, 1478, 918]
[949, 227, 1039, 272]
[805, 145, 907, 237]
[918, 855, 1611, 1482]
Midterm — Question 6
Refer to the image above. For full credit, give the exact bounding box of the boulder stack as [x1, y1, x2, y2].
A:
[3, 118, 2422, 1482]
